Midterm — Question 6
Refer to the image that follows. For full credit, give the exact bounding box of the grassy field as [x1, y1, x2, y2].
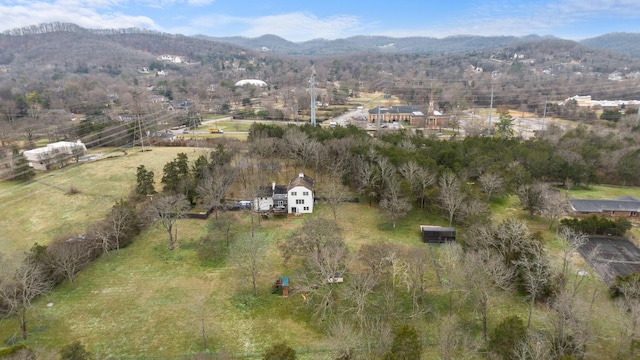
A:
[0, 148, 638, 358]
[0, 147, 207, 255]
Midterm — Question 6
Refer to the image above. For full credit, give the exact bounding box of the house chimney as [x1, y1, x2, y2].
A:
[272, 181, 275, 191]
[299, 173, 304, 178]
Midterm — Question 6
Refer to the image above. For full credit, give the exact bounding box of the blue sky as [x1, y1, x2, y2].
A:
[1, 0, 639, 42]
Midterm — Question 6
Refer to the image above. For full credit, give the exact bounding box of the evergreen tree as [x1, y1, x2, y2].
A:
[135, 165, 155, 196]
[384, 324, 422, 360]
[488, 316, 527, 360]
[11, 148, 35, 182]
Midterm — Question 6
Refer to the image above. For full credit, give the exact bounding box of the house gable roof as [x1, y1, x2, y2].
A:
[569, 197, 640, 213]
[274, 185, 288, 195]
[288, 173, 314, 191]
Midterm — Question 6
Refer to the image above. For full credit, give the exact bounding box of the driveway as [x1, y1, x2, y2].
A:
[578, 236, 640, 283]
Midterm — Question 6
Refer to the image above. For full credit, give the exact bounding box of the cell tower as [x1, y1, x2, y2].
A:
[132, 92, 146, 152]
[310, 72, 316, 127]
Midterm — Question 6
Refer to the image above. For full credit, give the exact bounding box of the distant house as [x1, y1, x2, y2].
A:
[568, 197, 640, 219]
[23, 140, 87, 170]
[367, 105, 422, 123]
[420, 225, 456, 243]
[117, 114, 137, 122]
[151, 131, 175, 142]
[252, 173, 314, 215]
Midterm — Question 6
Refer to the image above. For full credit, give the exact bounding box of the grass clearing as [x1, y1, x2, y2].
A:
[567, 184, 640, 199]
[1, 148, 639, 358]
[0, 147, 209, 256]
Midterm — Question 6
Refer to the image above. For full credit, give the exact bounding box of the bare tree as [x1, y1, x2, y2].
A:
[230, 232, 267, 296]
[404, 246, 430, 317]
[0, 254, 53, 339]
[326, 318, 362, 360]
[514, 333, 551, 360]
[45, 236, 96, 289]
[615, 279, 640, 359]
[379, 175, 412, 229]
[146, 194, 191, 250]
[478, 172, 503, 202]
[355, 156, 380, 207]
[91, 199, 137, 254]
[375, 156, 396, 192]
[463, 249, 513, 341]
[458, 197, 491, 226]
[438, 171, 465, 227]
[558, 227, 588, 291]
[197, 165, 237, 219]
[399, 160, 435, 208]
[322, 176, 350, 221]
[343, 270, 377, 325]
[291, 216, 349, 271]
[438, 242, 463, 317]
[283, 126, 310, 174]
[436, 314, 478, 360]
[540, 187, 569, 231]
[514, 255, 550, 329]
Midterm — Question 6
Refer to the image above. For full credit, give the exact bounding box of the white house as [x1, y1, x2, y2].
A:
[251, 173, 314, 215]
[23, 140, 87, 170]
[253, 184, 275, 212]
[287, 173, 314, 215]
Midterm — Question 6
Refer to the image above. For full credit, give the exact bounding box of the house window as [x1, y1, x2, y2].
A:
[296, 199, 304, 204]
[303, 191, 309, 196]
[291, 191, 297, 196]
[303, 206, 309, 211]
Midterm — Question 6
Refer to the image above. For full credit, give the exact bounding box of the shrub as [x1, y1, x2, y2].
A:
[263, 342, 296, 360]
[59, 341, 91, 360]
[66, 185, 82, 195]
[383, 324, 422, 360]
[609, 272, 640, 298]
[488, 315, 527, 360]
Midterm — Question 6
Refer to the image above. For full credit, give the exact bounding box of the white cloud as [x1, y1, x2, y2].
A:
[186, 0, 214, 5]
[189, 12, 365, 41]
[0, 1, 158, 32]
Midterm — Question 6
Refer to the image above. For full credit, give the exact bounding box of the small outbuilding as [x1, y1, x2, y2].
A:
[420, 225, 456, 243]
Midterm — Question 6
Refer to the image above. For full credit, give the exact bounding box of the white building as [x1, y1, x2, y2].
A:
[251, 173, 314, 215]
[23, 140, 87, 170]
[287, 173, 314, 215]
[234, 79, 268, 87]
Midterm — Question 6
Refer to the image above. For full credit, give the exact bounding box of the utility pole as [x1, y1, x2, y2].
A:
[133, 92, 145, 152]
[376, 100, 381, 132]
[487, 85, 494, 135]
[310, 72, 316, 127]
[189, 105, 199, 150]
[541, 97, 548, 138]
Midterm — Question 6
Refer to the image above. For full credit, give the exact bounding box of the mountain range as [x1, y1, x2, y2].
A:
[2, 23, 640, 58]
[196, 32, 640, 58]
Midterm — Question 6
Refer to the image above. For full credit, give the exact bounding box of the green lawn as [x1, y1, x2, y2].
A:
[568, 184, 640, 199]
[0, 150, 637, 358]
[0, 147, 205, 255]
